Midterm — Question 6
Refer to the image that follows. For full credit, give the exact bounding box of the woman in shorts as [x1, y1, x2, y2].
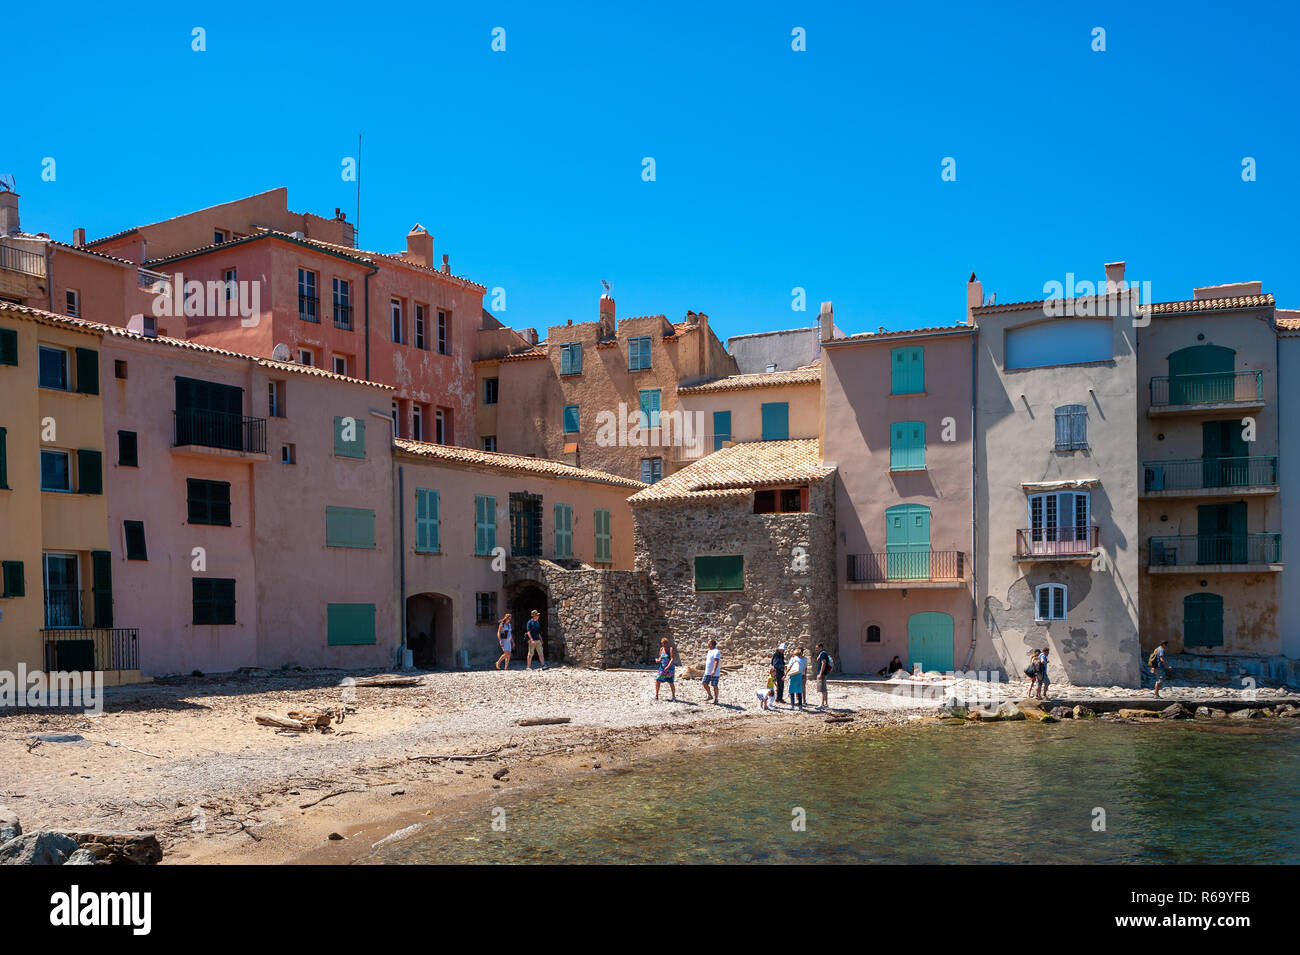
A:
[494, 613, 514, 670]
[654, 637, 676, 701]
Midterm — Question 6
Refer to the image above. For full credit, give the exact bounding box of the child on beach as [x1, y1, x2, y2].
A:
[654, 638, 676, 701]
[755, 686, 776, 710]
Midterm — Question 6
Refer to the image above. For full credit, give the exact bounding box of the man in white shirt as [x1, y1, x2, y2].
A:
[702, 639, 722, 704]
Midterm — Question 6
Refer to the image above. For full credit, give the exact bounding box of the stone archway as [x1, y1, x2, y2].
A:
[508, 584, 549, 663]
[406, 593, 453, 669]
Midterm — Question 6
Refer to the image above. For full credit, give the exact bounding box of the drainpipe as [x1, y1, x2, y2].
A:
[963, 329, 979, 673]
[398, 464, 407, 666]
[363, 263, 378, 380]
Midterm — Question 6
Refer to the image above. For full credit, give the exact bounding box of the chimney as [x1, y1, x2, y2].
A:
[599, 292, 615, 327]
[72, 227, 86, 247]
[405, 224, 433, 268]
[966, 272, 983, 325]
[1104, 261, 1126, 294]
[0, 190, 18, 235]
[818, 301, 834, 342]
[441, 253, 450, 274]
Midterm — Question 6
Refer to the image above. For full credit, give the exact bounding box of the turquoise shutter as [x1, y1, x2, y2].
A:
[639, 390, 660, 428]
[713, 411, 731, 451]
[476, 495, 497, 555]
[909, 347, 924, 393]
[327, 603, 377, 645]
[563, 405, 580, 433]
[891, 348, 907, 394]
[327, 507, 376, 548]
[761, 403, 789, 440]
[78, 449, 103, 494]
[334, 416, 366, 458]
[416, 489, 439, 553]
[0, 328, 17, 366]
[890, 422, 925, 470]
[891, 347, 924, 394]
[75, 347, 99, 395]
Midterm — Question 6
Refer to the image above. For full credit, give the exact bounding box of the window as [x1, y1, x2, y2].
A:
[0, 327, 17, 365]
[628, 336, 652, 371]
[334, 415, 366, 458]
[554, 503, 573, 558]
[118, 431, 138, 467]
[415, 304, 428, 350]
[483, 377, 499, 405]
[436, 408, 450, 444]
[475, 495, 498, 556]
[74, 347, 99, 395]
[765, 362, 777, 373]
[780, 488, 803, 512]
[1184, 593, 1225, 648]
[327, 603, 376, 645]
[560, 342, 582, 375]
[713, 411, 731, 451]
[268, 380, 285, 418]
[391, 401, 400, 438]
[124, 520, 148, 560]
[114, 359, 128, 379]
[437, 310, 449, 355]
[563, 404, 580, 433]
[1054, 404, 1088, 451]
[281, 443, 296, 464]
[193, 578, 236, 626]
[593, 508, 612, 563]
[639, 389, 661, 429]
[38, 346, 68, 390]
[298, 268, 318, 322]
[298, 348, 314, 367]
[481, 436, 497, 452]
[390, 299, 404, 344]
[213, 229, 228, 244]
[754, 488, 807, 514]
[509, 492, 543, 557]
[0, 427, 6, 488]
[333, 278, 352, 329]
[865, 624, 882, 644]
[641, 457, 663, 484]
[890, 346, 925, 394]
[412, 405, 424, 441]
[761, 402, 789, 441]
[890, 421, 926, 471]
[325, 506, 377, 549]
[44, 553, 82, 627]
[695, 555, 744, 592]
[475, 592, 498, 624]
[1, 560, 23, 597]
[1035, 583, 1067, 621]
[223, 268, 237, 302]
[332, 355, 348, 377]
[187, 479, 232, 526]
[1028, 492, 1091, 552]
[416, 488, 440, 553]
[40, 450, 71, 492]
[1006, 319, 1112, 370]
[79, 448, 103, 494]
[65, 289, 81, 317]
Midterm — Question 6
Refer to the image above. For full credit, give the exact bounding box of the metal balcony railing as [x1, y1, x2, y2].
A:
[333, 303, 353, 330]
[1150, 370, 1264, 407]
[137, 267, 171, 293]
[1142, 456, 1279, 492]
[43, 628, 140, 671]
[299, 294, 320, 322]
[1016, 525, 1100, 558]
[0, 242, 46, 277]
[847, 551, 964, 583]
[173, 408, 267, 454]
[43, 591, 83, 629]
[1148, 533, 1281, 567]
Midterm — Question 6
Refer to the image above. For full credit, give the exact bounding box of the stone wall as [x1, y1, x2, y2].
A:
[631, 480, 838, 668]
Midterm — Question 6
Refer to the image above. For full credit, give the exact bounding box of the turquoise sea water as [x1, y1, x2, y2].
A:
[364, 721, 1300, 864]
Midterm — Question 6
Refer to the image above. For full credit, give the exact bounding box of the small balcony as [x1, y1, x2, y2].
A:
[1148, 370, 1264, 417]
[1015, 525, 1099, 562]
[846, 551, 965, 589]
[299, 294, 320, 323]
[173, 408, 268, 457]
[43, 628, 140, 671]
[0, 241, 46, 277]
[1148, 533, 1282, 573]
[672, 435, 732, 464]
[333, 303, 353, 330]
[1142, 456, 1279, 498]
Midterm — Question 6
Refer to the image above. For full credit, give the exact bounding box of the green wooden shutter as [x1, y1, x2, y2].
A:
[563, 405, 580, 433]
[695, 555, 743, 591]
[594, 508, 611, 562]
[0, 427, 7, 489]
[475, 495, 497, 556]
[890, 422, 925, 471]
[554, 504, 573, 558]
[124, 521, 148, 560]
[328, 603, 377, 645]
[639, 390, 661, 428]
[909, 346, 925, 393]
[78, 449, 103, 494]
[326, 506, 376, 548]
[416, 489, 439, 553]
[713, 411, 731, 451]
[761, 402, 789, 441]
[891, 347, 924, 394]
[334, 416, 366, 458]
[75, 347, 99, 395]
[91, 550, 113, 627]
[214, 578, 236, 624]
[0, 328, 17, 366]
[1, 561, 23, 598]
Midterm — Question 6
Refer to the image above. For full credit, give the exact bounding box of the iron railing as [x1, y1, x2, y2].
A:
[847, 551, 964, 583]
[0, 242, 46, 277]
[1150, 370, 1263, 407]
[137, 267, 171, 292]
[1148, 533, 1281, 567]
[1016, 525, 1099, 558]
[333, 303, 353, 330]
[43, 628, 139, 671]
[1142, 456, 1279, 492]
[173, 408, 267, 454]
[43, 591, 83, 629]
[298, 294, 319, 322]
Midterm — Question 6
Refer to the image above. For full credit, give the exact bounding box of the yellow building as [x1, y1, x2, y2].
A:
[0, 303, 142, 683]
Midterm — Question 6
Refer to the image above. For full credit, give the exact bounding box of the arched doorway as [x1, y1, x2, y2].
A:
[509, 584, 549, 662]
[406, 593, 453, 669]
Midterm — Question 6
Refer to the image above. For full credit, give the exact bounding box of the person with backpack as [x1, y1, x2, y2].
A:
[815, 642, 834, 708]
[1023, 649, 1040, 696]
[1034, 647, 1051, 700]
[1150, 641, 1173, 698]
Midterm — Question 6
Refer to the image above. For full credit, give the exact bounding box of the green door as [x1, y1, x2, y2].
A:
[1201, 420, 1249, 488]
[1168, 345, 1234, 405]
[886, 505, 931, 580]
[1183, 593, 1224, 648]
[907, 612, 954, 673]
[1197, 502, 1247, 564]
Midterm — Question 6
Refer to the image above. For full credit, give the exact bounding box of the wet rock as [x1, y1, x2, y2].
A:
[1117, 708, 1162, 720]
[1072, 705, 1095, 720]
[996, 701, 1025, 721]
[938, 703, 969, 719]
[1229, 708, 1262, 721]
[63, 848, 98, 866]
[1278, 706, 1300, 719]
[1016, 700, 1052, 721]
[1049, 706, 1072, 719]
[1160, 704, 1190, 720]
[0, 831, 78, 865]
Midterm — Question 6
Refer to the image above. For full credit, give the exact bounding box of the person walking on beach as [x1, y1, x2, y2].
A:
[786, 646, 807, 709]
[1034, 647, 1050, 701]
[701, 639, 722, 704]
[815, 642, 833, 708]
[1024, 648, 1040, 696]
[494, 613, 514, 670]
[654, 637, 677, 701]
[771, 644, 787, 704]
[1150, 640, 1173, 698]
[525, 609, 546, 670]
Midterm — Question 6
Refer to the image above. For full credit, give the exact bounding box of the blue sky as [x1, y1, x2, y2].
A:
[5, 1, 1299, 342]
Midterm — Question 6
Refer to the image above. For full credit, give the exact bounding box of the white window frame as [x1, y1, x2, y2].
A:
[43, 551, 82, 628]
[298, 348, 314, 367]
[437, 309, 449, 355]
[1027, 491, 1091, 553]
[38, 345, 70, 391]
[268, 380, 285, 417]
[435, 408, 446, 444]
[412, 405, 423, 441]
[40, 448, 72, 492]
[391, 298, 404, 344]
[65, 288, 81, 317]
[482, 436, 497, 452]
[415, 304, 427, 350]
[332, 355, 348, 377]
[1035, 583, 1068, 622]
[223, 268, 237, 301]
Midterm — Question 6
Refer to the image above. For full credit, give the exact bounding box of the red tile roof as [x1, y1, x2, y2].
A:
[393, 438, 646, 489]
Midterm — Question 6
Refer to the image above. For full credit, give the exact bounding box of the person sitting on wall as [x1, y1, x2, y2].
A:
[877, 655, 904, 678]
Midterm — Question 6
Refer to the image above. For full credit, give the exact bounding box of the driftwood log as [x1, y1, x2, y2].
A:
[255, 713, 314, 731]
[515, 716, 571, 727]
[354, 676, 422, 688]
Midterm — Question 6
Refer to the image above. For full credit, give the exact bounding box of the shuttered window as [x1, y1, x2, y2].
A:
[1, 561, 24, 598]
[0, 426, 7, 488]
[193, 578, 236, 625]
[713, 411, 731, 451]
[1035, 583, 1067, 621]
[75, 347, 99, 395]
[560, 342, 582, 375]
[327, 603, 377, 645]
[890, 346, 924, 394]
[628, 336, 652, 371]
[326, 506, 376, 548]
[593, 508, 611, 563]
[563, 405, 580, 433]
[416, 489, 440, 554]
[333, 415, 366, 458]
[475, 495, 497, 556]
[554, 503, 573, 558]
[889, 421, 926, 471]
[1054, 404, 1088, 450]
[695, 555, 744, 592]
[117, 430, 138, 467]
[639, 389, 661, 428]
[0, 328, 16, 366]
[761, 402, 789, 441]
[187, 479, 232, 526]
[91, 549, 113, 627]
[77, 449, 103, 494]
[640, 457, 663, 484]
[124, 521, 148, 560]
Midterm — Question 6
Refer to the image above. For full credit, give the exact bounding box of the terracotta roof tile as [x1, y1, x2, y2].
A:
[677, 364, 821, 395]
[393, 439, 646, 489]
[1147, 294, 1274, 315]
[825, 324, 973, 344]
[629, 438, 833, 505]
